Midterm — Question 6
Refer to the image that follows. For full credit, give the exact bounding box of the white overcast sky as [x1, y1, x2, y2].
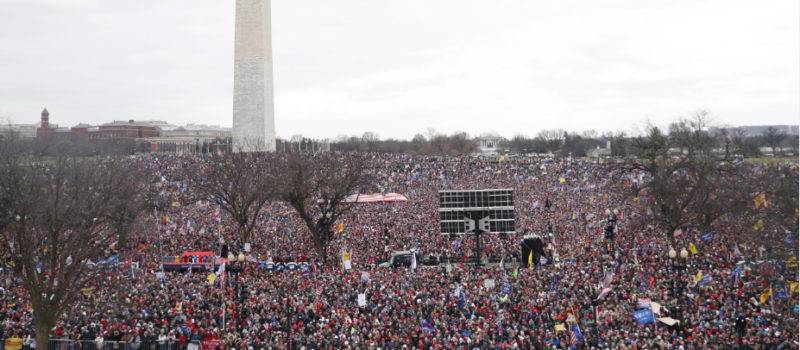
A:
[0, 0, 798, 139]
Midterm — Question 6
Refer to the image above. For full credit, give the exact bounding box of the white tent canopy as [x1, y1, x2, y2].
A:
[345, 193, 408, 203]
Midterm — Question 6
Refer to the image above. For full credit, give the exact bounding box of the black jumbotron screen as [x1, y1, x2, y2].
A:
[438, 189, 515, 234]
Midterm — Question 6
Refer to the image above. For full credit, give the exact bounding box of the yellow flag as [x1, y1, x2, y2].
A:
[688, 243, 699, 255]
[786, 256, 797, 269]
[789, 281, 799, 293]
[753, 219, 764, 231]
[342, 250, 350, 262]
[554, 323, 566, 332]
[207, 273, 216, 284]
[528, 251, 533, 270]
[559, 177, 566, 184]
[694, 271, 703, 283]
[753, 192, 768, 209]
[759, 288, 772, 304]
[337, 222, 344, 234]
[753, 193, 762, 209]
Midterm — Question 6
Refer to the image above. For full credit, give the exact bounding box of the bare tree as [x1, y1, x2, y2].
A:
[608, 131, 628, 157]
[185, 152, 276, 244]
[730, 128, 760, 157]
[103, 158, 152, 250]
[278, 153, 375, 264]
[762, 126, 786, 156]
[0, 138, 143, 347]
[624, 116, 726, 243]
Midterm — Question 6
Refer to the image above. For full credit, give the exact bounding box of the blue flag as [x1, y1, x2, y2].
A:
[421, 319, 435, 334]
[545, 338, 561, 347]
[701, 231, 715, 242]
[775, 288, 789, 299]
[457, 290, 466, 309]
[731, 265, 743, 279]
[785, 233, 794, 246]
[634, 309, 655, 325]
[502, 281, 511, 295]
[699, 275, 713, 286]
[99, 255, 119, 266]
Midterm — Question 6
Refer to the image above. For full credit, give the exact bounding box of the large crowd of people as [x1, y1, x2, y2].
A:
[1, 153, 797, 349]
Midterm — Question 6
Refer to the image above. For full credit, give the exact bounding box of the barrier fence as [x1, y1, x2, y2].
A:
[1, 339, 205, 350]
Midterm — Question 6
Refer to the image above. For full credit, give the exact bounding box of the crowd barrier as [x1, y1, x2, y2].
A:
[257, 261, 310, 272]
[0, 339, 205, 350]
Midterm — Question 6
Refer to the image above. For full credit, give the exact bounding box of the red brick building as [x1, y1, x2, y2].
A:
[93, 120, 159, 139]
[36, 109, 160, 140]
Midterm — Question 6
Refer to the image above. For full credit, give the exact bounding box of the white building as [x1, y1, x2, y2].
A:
[0, 123, 38, 138]
[588, 141, 612, 158]
[141, 124, 232, 154]
[475, 135, 505, 155]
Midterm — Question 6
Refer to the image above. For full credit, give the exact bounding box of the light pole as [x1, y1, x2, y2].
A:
[668, 247, 677, 271]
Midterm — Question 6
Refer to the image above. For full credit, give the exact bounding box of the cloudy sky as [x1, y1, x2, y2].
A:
[0, 0, 797, 139]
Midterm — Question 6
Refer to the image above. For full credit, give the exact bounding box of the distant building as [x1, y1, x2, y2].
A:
[37, 109, 160, 141]
[94, 120, 159, 139]
[36, 108, 62, 138]
[0, 123, 38, 138]
[475, 135, 505, 155]
[588, 140, 612, 158]
[141, 124, 232, 154]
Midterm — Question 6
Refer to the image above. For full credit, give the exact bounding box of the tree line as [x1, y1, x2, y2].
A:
[325, 122, 797, 157]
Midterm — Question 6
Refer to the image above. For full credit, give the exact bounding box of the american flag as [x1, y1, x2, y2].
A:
[570, 324, 583, 344]
[637, 298, 651, 309]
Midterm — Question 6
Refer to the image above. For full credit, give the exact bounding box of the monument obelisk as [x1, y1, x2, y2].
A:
[233, 0, 276, 152]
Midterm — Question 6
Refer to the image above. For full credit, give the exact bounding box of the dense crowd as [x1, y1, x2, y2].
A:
[1, 153, 798, 349]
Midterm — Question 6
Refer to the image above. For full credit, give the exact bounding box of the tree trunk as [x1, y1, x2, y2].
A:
[667, 226, 677, 247]
[315, 242, 328, 266]
[34, 316, 52, 350]
[116, 220, 129, 250]
[308, 221, 332, 266]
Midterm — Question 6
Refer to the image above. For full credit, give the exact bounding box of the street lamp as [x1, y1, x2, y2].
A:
[238, 252, 245, 262]
[679, 248, 689, 259]
[668, 247, 677, 259]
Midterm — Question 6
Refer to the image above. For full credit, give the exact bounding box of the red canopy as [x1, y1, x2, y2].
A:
[345, 193, 408, 203]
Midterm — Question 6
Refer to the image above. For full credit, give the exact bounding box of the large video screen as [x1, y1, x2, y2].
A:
[438, 189, 515, 234]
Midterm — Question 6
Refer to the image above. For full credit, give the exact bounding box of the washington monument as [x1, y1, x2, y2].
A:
[233, 0, 276, 152]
